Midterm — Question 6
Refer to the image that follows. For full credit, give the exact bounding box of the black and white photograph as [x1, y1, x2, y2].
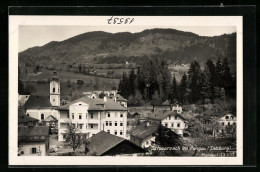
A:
[9, 16, 243, 165]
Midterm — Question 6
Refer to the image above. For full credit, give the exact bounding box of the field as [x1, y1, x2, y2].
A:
[20, 67, 120, 96]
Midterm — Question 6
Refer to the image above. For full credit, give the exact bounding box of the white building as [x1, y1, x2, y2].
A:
[24, 72, 60, 122]
[18, 126, 50, 156]
[218, 112, 236, 126]
[57, 96, 128, 141]
[148, 110, 188, 136]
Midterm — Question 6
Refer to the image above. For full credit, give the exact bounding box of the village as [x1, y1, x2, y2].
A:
[18, 70, 237, 157]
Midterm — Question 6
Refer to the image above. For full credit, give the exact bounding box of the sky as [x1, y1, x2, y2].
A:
[19, 25, 236, 52]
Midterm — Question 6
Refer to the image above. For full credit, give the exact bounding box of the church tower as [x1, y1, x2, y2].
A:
[50, 71, 60, 107]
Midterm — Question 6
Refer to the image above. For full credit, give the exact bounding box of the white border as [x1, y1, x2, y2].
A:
[9, 16, 243, 166]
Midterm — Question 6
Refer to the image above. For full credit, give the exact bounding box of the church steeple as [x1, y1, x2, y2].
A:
[50, 71, 60, 107]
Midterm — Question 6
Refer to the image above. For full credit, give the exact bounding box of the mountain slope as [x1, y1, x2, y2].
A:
[19, 28, 236, 67]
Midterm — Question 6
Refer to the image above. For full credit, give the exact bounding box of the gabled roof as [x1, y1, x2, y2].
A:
[18, 114, 39, 124]
[116, 94, 127, 102]
[57, 96, 127, 111]
[148, 110, 185, 121]
[216, 111, 235, 118]
[43, 115, 58, 122]
[23, 95, 52, 110]
[86, 130, 125, 156]
[18, 126, 49, 137]
[128, 122, 159, 140]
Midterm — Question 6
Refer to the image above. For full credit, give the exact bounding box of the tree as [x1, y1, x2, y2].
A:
[170, 75, 178, 103]
[151, 90, 162, 105]
[152, 122, 182, 156]
[178, 73, 187, 104]
[201, 73, 211, 103]
[128, 68, 136, 96]
[64, 122, 85, 154]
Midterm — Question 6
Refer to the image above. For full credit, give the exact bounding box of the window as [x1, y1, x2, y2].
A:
[106, 121, 108, 126]
[31, 148, 37, 154]
[67, 112, 69, 118]
[90, 124, 93, 128]
[53, 99, 55, 102]
[91, 113, 93, 118]
[79, 124, 83, 129]
[228, 122, 230, 126]
[109, 121, 112, 126]
[230, 116, 234, 119]
[79, 113, 82, 119]
[72, 113, 74, 119]
[177, 123, 180, 127]
[171, 123, 174, 127]
[114, 130, 117, 135]
[115, 113, 118, 118]
[20, 151, 24, 155]
[165, 123, 168, 127]
[107, 130, 110, 134]
[120, 114, 123, 118]
[146, 141, 149, 145]
[175, 116, 178, 120]
[86, 125, 88, 129]
[233, 122, 236, 125]
[86, 114, 88, 119]
[120, 130, 123, 135]
[115, 122, 117, 126]
[120, 122, 123, 126]
[41, 114, 44, 120]
[108, 113, 110, 117]
[27, 114, 29, 116]
[222, 122, 225, 126]
[53, 87, 55, 93]
[225, 116, 229, 119]
[79, 104, 81, 105]
[169, 116, 171, 120]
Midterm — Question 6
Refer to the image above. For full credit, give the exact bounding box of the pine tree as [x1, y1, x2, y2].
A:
[151, 90, 162, 105]
[128, 68, 136, 96]
[201, 73, 211, 103]
[178, 73, 187, 104]
[170, 75, 178, 103]
[215, 58, 223, 88]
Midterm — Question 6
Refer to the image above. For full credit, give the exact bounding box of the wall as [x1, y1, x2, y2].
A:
[218, 113, 236, 126]
[26, 109, 60, 122]
[19, 142, 46, 156]
[161, 114, 186, 135]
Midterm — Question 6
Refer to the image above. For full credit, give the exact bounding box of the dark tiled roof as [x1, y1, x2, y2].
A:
[116, 94, 127, 102]
[128, 122, 159, 139]
[23, 95, 52, 110]
[57, 96, 127, 111]
[86, 131, 125, 156]
[18, 115, 39, 123]
[18, 126, 49, 137]
[148, 110, 185, 121]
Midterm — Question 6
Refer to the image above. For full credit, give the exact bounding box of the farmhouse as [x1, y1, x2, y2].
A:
[217, 111, 236, 126]
[18, 126, 50, 156]
[128, 121, 158, 148]
[18, 108, 39, 127]
[85, 130, 146, 156]
[148, 110, 188, 136]
[56, 96, 128, 141]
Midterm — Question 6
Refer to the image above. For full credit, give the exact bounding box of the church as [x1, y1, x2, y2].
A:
[23, 72, 60, 126]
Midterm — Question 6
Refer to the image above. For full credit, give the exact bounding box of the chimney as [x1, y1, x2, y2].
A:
[104, 96, 107, 102]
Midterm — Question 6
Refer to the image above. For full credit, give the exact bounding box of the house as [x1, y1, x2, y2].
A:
[217, 111, 236, 126]
[128, 121, 158, 148]
[42, 115, 58, 127]
[115, 94, 127, 108]
[153, 103, 182, 113]
[147, 110, 188, 136]
[56, 96, 128, 141]
[18, 126, 50, 156]
[197, 109, 216, 125]
[23, 72, 60, 123]
[85, 131, 146, 156]
[18, 108, 39, 127]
